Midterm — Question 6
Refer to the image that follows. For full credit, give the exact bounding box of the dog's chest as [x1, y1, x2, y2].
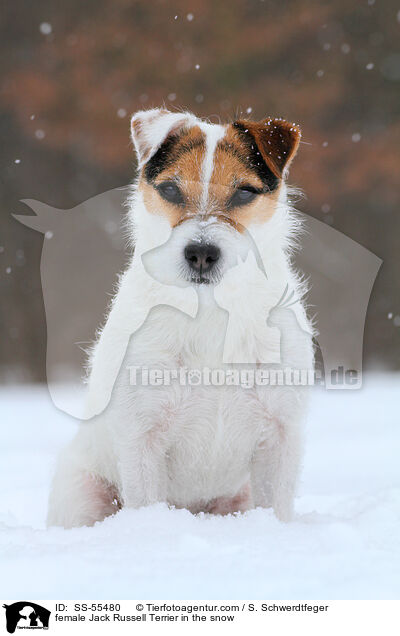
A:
[118, 304, 269, 501]
[164, 382, 264, 503]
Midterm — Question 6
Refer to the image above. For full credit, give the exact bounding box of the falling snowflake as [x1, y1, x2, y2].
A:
[105, 221, 117, 235]
[40, 22, 52, 35]
[352, 133, 361, 143]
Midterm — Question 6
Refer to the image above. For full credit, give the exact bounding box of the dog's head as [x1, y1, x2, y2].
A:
[130, 108, 301, 286]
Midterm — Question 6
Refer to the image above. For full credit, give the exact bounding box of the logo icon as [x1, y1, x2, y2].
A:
[3, 603, 50, 633]
[14, 187, 382, 419]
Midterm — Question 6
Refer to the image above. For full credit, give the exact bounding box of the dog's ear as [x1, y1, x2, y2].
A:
[131, 108, 196, 168]
[233, 118, 301, 178]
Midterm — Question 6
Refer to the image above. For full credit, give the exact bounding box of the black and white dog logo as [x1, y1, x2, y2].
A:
[2, 602, 50, 633]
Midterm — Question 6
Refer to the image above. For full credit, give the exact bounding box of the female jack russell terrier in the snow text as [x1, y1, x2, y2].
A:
[47, 108, 314, 528]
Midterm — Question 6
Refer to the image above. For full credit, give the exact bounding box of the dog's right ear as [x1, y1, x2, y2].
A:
[131, 108, 196, 169]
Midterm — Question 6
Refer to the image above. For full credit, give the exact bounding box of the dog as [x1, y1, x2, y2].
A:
[47, 108, 314, 528]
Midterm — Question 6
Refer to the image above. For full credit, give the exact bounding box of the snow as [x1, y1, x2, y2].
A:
[0, 376, 399, 600]
[39, 22, 52, 35]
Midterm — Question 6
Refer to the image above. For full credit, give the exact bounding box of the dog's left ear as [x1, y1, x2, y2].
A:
[233, 117, 301, 178]
[131, 108, 196, 168]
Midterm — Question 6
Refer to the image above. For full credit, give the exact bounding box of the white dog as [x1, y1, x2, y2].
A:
[47, 108, 314, 528]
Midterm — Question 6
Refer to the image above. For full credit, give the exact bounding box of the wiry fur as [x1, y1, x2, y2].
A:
[47, 109, 314, 528]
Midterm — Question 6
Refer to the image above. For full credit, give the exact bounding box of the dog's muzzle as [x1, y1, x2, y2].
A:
[184, 242, 221, 284]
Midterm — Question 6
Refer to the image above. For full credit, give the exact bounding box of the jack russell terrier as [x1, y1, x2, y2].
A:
[47, 108, 314, 528]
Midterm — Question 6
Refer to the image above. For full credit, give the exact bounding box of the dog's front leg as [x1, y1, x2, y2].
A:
[251, 415, 303, 522]
[116, 430, 168, 509]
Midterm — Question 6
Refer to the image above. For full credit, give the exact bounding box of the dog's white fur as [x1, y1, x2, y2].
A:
[47, 109, 314, 528]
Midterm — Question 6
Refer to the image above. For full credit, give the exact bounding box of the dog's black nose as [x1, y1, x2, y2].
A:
[184, 243, 221, 273]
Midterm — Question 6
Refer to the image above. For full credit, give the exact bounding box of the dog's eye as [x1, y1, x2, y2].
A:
[156, 181, 184, 205]
[229, 186, 259, 208]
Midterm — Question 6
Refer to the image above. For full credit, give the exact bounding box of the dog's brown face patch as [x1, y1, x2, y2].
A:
[139, 117, 301, 230]
[140, 125, 206, 227]
[207, 124, 282, 228]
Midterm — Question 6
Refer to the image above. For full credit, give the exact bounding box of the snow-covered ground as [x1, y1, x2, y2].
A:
[0, 376, 399, 600]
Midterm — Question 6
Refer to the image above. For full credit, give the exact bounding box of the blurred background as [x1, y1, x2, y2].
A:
[1, 0, 399, 383]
